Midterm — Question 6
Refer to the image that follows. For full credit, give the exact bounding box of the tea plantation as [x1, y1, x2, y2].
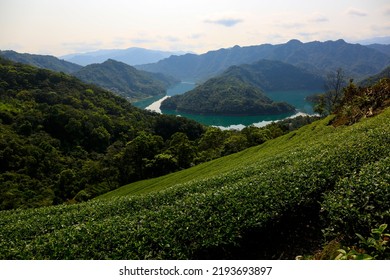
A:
[0, 108, 389, 259]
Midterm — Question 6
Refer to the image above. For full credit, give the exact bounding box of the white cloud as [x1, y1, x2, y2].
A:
[309, 15, 329, 23]
[204, 18, 243, 27]
[347, 8, 368, 17]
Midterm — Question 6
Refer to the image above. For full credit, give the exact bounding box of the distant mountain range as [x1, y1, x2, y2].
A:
[160, 59, 326, 115]
[137, 39, 390, 81]
[0, 50, 179, 100]
[366, 44, 390, 57]
[2, 39, 389, 102]
[219, 59, 325, 91]
[359, 66, 390, 87]
[61, 48, 186, 66]
[0, 50, 82, 74]
[356, 36, 390, 45]
[73, 59, 178, 100]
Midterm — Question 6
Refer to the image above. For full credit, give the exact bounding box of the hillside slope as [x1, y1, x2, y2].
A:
[160, 76, 295, 115]
[1, 99, 389, 259]
[220, 59, 325, 91]
[359, 65, 390, 86]
[73, 59, 178, 100]
[0, 50, 82, 74]
[0, 57, 204, 209]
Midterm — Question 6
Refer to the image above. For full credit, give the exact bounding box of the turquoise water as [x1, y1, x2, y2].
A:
[167, 82, 196, 96]
[160, 109, 295, 127]
[132, 82, 322, 127]
[132, 95, 165, 108]
[265, 89, 323, 114]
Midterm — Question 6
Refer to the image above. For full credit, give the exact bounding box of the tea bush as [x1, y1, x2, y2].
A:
[0, 108, 389, 259]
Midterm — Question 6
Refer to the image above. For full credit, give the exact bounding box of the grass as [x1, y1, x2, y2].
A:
[1, 109, 389, 259]
[97, 115, 335, 199]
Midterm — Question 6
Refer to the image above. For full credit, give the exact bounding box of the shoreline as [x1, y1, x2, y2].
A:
[145, 95, 170, 113]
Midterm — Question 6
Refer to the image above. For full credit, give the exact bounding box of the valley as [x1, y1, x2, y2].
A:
[1, 38, 390, 261]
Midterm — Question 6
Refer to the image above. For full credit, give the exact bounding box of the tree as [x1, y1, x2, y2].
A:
[119, 132, 164, 181]
[323, 68, 347, 114]
[222, 133, 248, 155]
[168, 132, 195, 168]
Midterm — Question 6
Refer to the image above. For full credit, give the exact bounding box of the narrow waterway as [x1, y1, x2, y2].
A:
[133, 82, 321, 129]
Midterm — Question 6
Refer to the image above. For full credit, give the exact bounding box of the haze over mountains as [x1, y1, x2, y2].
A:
[1, 39, 389, 104]
[219, 59, 325, 91]
[137, 39, 390, 81]
[61, 48, 186, 66]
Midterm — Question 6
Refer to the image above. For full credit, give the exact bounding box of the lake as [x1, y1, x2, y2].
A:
[132, 82, 322, 129]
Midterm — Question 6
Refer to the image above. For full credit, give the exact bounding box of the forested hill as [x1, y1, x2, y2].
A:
[137, 39, 390, 81]
[73, 59, 179, 100]
[161, 76, 295, 115]
[359, 65, 390, 87]
[220, 59, 325, 91]
[0, 57, 204, 209]
[1, 79, 389, 260]
[0, 50, 82, 74]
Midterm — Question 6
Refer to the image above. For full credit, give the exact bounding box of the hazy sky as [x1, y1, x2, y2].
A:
[1, 0, 389, 56]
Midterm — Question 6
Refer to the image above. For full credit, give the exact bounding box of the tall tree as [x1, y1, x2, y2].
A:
[323, 68, 347, 114]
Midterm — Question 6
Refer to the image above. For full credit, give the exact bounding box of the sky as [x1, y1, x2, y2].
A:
[0, 0, 389, 56]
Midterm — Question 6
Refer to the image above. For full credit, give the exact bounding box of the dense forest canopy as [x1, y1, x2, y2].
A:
[161, 76, 296, 115]
[73, 59, 179, 100]
[0, 58, 318, 210]
[0, 50, 82, 74]
[1, 78, 389, 259]
[0, 57, 204, 209]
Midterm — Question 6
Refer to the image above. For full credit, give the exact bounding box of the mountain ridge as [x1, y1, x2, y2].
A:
[0, 50, 82, 74]
[61, 47, 187, 66]
[220, 59, 325, 91]
[136, 39, 390, 81]
[73, 59, 179, 100]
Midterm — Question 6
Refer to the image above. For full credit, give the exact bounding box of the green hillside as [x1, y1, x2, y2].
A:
[74, 59, 178, 100]
[0, 50, 82, 74]
[0, 57, 322, 210]
[0, 57, 205, 209]
[161, 76, 295, 115]
[220, 59, 325, 91]
[359, 65, 390, 87]
[1, 102, 389, 259]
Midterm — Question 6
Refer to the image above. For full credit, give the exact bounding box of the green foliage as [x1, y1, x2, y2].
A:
[0, 58, 321, 210]
[321, 156, 390, 241]
[309, 68, 348, 116]
[332, 78, 390, 126]
[0, 59, 205, 209]
[73, 59, 178, 100]
[161, 76, 295, 115]
[335, 224, 390, 260]
[0, 50, 82, 74]
[1, 105, 387, 259]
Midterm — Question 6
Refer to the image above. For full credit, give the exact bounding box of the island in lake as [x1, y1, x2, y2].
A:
[160, 76, 296, 115]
